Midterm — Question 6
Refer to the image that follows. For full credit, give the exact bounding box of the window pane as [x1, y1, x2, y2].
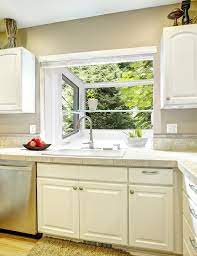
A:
[68, 60, 153, 84]
[86, 85, 153, 110]
[86, 112, 152, 129]
[85, 85, 153, 130]
[62, 77, 79, 137]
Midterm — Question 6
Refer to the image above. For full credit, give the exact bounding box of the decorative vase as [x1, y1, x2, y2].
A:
[88, 98, 98, 111]
[181, 0, 191, 25]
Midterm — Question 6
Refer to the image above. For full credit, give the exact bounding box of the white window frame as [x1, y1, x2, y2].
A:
[40, 47, 157, 145]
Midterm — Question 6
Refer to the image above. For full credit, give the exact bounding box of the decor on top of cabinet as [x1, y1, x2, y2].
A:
[5, 18, 17, 48]
[167, 8, 184, 26]
[0, 18, 17, 48]
[167, 0, 193, 26]
[181, 0, 191, 25]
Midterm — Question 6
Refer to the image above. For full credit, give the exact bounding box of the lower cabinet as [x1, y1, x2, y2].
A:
[37, 178, 79, 238]
[129, 185, 174, 252]
[37, 178, 128, 245]
[79, 182, 128, 245]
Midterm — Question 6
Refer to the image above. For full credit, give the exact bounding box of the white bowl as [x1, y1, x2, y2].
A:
[127, 137, 148, 147]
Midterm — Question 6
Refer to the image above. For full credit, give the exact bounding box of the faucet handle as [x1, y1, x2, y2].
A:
[113, 144, 121, 150]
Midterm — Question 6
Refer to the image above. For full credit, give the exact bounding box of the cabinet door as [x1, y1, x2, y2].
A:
[129, 185, 174, 251]
[37, 178, 79, 238]
[0, 52, 21, 111]
[79, 182, 128, 245]
[161, 25, 197, 108]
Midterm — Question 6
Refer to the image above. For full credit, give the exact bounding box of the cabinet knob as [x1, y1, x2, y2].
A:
[130, 190, 135, 195]
[79, 187, 83, 191]
[166, 97, 170, 101]
[73, 186, 78, 190]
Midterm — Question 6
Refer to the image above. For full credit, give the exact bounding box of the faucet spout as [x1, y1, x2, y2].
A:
[76, 115, 94, 149]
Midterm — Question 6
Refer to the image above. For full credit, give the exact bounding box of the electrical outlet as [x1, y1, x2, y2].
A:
[30, 124, 37, 134]
[167, 124, 177, 134]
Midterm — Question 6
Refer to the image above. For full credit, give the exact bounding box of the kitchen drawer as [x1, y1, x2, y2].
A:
[183, 192, 197, 237]
[183, 176, 197, 205]
[37, 163, 79, 179]
[183, 216, 197, 256]
[129, 168, 173, 185]
[37, 163, 127, 183]
[79, 166, 127, 182]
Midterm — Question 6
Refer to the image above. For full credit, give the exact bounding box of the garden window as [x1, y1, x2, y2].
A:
[65, 60, 153, 132]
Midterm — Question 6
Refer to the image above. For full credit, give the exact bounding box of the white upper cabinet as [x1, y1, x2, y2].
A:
[161, 24, 197, 109]
[0, 47, 35, 113]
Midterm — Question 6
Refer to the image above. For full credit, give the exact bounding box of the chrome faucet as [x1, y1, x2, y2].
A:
[76, 115, 94, 149]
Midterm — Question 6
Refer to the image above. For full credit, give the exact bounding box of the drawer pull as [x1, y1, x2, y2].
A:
[73, 186, 77, 191]
[79, 187, 83, 191]
[189, 184, 197, 194]
[189, 207, 197, 219]
[130, 190, 135, 195]
[189, 237, 197, 251]
[142, 171, 158, 175]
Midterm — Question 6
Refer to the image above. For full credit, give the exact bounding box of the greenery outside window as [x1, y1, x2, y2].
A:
[67, 60, 153, 130]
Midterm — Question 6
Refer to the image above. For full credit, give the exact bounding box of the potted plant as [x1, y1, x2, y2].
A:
[126, 128, 148, 147]
[87, 89, 98, 111]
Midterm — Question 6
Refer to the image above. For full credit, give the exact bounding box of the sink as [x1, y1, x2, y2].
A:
[42, 148, 126, 158]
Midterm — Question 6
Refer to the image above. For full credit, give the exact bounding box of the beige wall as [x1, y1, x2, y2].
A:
[1, 3, 197, 135]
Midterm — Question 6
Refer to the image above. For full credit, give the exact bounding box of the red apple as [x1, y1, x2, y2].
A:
[28, 140, 36, 147]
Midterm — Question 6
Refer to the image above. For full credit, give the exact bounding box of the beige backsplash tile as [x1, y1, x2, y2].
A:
[153, 134, 197, 152]
[0, 135, 40, 148]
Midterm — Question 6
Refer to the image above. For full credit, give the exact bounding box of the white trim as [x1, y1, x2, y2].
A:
[39, 47, 157, 68]
[71, 110, 153, 114]
[85, 79, 154, 89]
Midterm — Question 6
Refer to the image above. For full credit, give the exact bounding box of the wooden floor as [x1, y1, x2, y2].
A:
[0, 233, 38, 256]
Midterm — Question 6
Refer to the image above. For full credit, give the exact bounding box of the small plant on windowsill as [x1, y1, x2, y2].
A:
[127, 128, 148, 147]
[87, 89, 98, 111]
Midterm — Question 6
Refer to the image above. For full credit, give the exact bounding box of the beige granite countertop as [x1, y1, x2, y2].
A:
[0, 147, 196, 183]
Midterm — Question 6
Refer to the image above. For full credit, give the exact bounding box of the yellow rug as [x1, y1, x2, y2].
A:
[28, 237, 131, 256]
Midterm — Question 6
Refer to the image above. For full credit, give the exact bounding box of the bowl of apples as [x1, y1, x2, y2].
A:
[23, 138, 51, 151]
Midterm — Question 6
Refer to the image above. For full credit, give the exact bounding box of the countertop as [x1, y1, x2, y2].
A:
[0, 147, 196, 183]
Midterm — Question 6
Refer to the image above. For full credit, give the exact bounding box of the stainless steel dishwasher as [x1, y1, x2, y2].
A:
[0, 160, 37, 234]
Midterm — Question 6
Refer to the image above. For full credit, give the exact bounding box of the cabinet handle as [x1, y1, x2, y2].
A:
[189, 184, 197, 194]
[189, 237, 197, 251]
[79, 187, 83, 191]
[142, 170, 158, 175]
[73, 186, 77, 191]
[130, 190, 135, 195]
[189, 207, 197, 219]
[166, 97, 170, 101]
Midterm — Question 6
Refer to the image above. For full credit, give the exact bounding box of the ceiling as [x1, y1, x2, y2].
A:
[0, 0, 180, 29]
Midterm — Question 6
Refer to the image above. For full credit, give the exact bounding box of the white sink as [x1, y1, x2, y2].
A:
[42, 148, 126, 158]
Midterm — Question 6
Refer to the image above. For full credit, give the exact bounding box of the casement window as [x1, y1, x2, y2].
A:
[62, 75, 79, 138]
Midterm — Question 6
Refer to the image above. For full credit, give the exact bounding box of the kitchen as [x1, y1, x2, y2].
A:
[0, 1, 196, 256]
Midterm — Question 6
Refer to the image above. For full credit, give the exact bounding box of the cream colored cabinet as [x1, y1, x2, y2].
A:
[129, 185, 174, 251]
[37, 164, 128, 245]
[37, 178, 79, 238]
[0, 47, 35, 113]
[161, 24, 197, 109]
[183, 175, 197, 256]
[79, 182, 128, 245]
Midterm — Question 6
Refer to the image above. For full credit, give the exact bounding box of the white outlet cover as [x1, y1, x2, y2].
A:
[30, 124, 37, 134]
[167, 124, 177, 134]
